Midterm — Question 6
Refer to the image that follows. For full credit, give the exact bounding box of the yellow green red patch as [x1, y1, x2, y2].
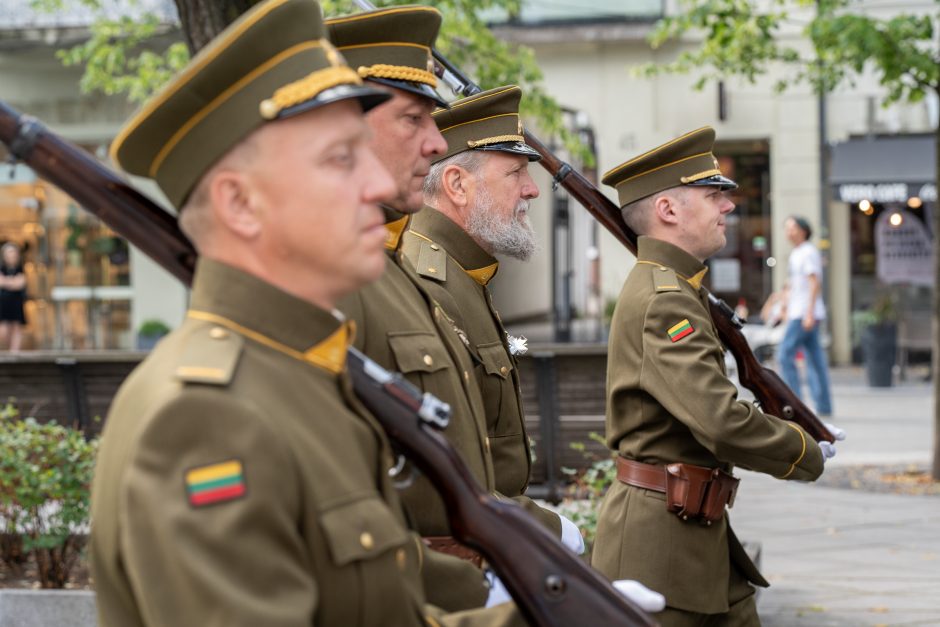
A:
[185, 459, 246, 507]
[667, 319, 694, 342]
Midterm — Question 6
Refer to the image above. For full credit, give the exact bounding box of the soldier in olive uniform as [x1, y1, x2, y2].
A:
[90, 1, 523, 624]
[591, 127, 838, 626]
[401, 85, 583, 553]
[326, 8, 568, 597]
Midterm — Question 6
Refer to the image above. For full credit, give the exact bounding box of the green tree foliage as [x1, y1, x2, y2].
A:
[33, 0, 584, 156]
[640, 0, 938, 102]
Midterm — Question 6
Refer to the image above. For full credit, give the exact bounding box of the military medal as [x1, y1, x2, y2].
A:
[506, 333, 528, 356]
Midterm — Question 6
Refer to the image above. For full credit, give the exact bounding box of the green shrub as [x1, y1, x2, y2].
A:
[0, 403, 97, 588]
[137, 318, 171, 337]
[557, 432, 616, 558]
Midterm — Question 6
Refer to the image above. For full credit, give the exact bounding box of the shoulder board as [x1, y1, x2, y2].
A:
[415, 239, 447, 282]
[174, 326, 244, 386]
[650, 266, 681, 293]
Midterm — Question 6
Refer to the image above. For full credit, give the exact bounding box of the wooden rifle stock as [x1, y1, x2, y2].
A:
[0, 101, 196, 285]
[0, 100, 656, 627]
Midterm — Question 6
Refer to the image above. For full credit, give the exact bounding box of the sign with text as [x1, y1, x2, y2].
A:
[875, 209, 934, 286]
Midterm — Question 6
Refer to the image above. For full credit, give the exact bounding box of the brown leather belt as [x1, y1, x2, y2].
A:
[423, 535, 484, 569]
[616, 457, 738, 525]
[616, 456, 668, 492]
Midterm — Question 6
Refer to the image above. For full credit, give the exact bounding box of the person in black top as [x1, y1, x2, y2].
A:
[0, 242, 27, 351]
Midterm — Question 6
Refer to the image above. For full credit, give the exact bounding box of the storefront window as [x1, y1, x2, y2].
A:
[0, 154, 132, 350]
[708, 139, 773, 321]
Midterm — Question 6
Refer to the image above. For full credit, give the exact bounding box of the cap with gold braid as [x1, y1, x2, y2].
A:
[602, 126, 737, 209]
[325, 5, 448, 108]
[431, 85, 540, 164]
[110, 0, 389, 208]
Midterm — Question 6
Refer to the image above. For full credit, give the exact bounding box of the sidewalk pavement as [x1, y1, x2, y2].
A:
[732, 366, 940, 627]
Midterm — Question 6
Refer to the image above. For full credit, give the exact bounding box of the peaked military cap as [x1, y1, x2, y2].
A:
[602, 126, 737, 208]
[110, 0, 388, 208]
[325, 6, 448, 108]
[431, 85, 540, 164]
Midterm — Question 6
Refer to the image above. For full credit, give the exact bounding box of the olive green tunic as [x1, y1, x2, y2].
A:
[91, 259, 518, 627]
[592, 237, 824, 615]
[339, 213, 496, 536]
[401, 208, 560, 536]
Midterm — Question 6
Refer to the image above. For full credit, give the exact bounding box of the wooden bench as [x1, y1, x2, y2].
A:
[0, 351, 144, 435]
[0, 346, 613, 497]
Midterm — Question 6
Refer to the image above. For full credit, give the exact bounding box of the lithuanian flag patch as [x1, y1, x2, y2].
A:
[667, 319, 694, 343]
[185, 459, 246, 507]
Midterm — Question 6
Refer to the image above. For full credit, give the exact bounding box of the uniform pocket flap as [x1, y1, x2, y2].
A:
[388, 332, 449, 374]
[320, 496, 409, 567]
[477, 342, 513, 379]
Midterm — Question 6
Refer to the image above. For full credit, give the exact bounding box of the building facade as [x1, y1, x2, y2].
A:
[1, 0, 936, 363]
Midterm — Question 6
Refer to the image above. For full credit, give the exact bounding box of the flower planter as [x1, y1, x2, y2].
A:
[862, 322, 897, 387]
[0, 589, 96, 627]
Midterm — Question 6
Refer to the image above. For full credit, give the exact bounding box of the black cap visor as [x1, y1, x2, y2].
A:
[685, 173, 738, 191]
[366, 76, 449, 109]
[278, 83, 392, 119]
[475, 140, 542, 162]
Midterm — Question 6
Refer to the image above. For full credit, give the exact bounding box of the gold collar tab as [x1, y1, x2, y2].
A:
[385, 216, 409, 251]
[186, 310, 352, 374]
[465, 262, 499, 286]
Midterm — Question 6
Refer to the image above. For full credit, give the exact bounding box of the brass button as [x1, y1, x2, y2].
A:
[423, 354, 434, 367]
[463, 370, 469, 382]
[428, 267, 437, 274]
[499, 366, 509, 376]
[209, 327, 228, 340]
[485, 436, 491, 453]
[430, 243, 440, 251]
[396, 548, 407, 570]
[659, 266, 667, 272]
[360, 532, 374, 550]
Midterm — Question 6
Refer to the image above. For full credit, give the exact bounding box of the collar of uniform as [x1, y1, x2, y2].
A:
[188, 258, 352, 374]
[637, 236, 708, 290]
[409, 206, 499, 286]
[383, 205, 409, 251]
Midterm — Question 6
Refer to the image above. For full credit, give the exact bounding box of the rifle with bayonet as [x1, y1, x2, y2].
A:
[0, 100, 656, 627]
[402, 22, 834, 444]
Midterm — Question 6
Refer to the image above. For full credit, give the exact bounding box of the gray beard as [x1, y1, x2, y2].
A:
[465, 187, 538, 261]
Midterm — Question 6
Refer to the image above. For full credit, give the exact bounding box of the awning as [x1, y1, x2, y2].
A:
[830, 134, 936, 203]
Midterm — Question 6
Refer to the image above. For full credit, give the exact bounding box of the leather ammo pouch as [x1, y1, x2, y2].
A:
[664, 463, 739, 525]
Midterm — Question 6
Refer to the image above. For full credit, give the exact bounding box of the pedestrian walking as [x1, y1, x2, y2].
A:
[778, 216, 834, 416]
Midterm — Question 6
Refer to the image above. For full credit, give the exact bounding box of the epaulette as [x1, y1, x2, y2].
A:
[174, 325, 244, 386]
[415, 239, 447, 282]
[651, 265, 681, 293]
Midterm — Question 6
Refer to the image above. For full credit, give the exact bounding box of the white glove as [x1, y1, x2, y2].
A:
[613, 579, 666, 613]
[819, 440, 837, 462]
[559, 513, 586, 555]
[484, 569, 512, 608]
[825, 422, 846, 441]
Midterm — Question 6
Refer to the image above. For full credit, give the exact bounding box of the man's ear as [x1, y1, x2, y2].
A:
[441, 164, 471, 209]
[208, 170, 262, 240]
[653, 193, 680, 226]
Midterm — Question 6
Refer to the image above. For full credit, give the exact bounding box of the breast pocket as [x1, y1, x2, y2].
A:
[387, 331, 450, 392]
[320, 496, 416, 626]
[475, 342, 513, 431]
